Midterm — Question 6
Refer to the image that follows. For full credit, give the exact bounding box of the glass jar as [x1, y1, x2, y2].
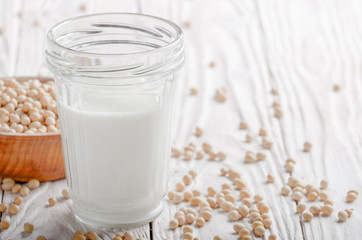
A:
[46, 13, 184, 227]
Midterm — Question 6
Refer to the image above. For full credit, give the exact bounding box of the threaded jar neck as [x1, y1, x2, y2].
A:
[46, 13, 184, 86]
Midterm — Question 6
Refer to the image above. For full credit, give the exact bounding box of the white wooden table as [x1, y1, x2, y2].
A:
[1, 0, 361, 239]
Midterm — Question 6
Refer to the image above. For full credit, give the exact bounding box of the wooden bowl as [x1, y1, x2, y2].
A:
[0, 77, 65, 182]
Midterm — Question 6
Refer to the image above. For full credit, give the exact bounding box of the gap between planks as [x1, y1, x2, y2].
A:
[149, 222, 153, 240]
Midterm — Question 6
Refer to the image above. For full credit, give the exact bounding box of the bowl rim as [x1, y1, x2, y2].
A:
[1, 76, 53, 83]
[0, 132, 60, 137]
[0, 76, 61, 137]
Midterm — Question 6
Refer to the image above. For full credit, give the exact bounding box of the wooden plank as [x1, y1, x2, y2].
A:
[256, 0, 362, 240]
[153, 0, 362, 239]
[152, 0, 305, 239]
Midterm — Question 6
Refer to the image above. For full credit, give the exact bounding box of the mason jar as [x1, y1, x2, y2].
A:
[46, 13, 184, 227]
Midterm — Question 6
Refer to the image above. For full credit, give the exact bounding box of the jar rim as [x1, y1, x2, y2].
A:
[47, 12, 183, 58]
[46, 12, 184, 83]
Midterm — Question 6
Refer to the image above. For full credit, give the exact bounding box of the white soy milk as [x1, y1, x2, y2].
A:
[58, 93, 170, 226]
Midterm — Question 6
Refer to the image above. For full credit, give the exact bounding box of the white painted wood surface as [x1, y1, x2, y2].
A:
[1, 0, 362, 239]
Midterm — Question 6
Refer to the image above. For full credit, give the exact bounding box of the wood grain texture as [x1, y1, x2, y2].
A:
[0, 132, 64, 182]
[1, 0, 362, 239]
[153, 0, 304, 239]
[153, 0, 362, 239]
[255, 0, 362, 239]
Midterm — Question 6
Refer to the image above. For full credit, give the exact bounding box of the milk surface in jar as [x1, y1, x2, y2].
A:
[46, 13, 184, 227]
